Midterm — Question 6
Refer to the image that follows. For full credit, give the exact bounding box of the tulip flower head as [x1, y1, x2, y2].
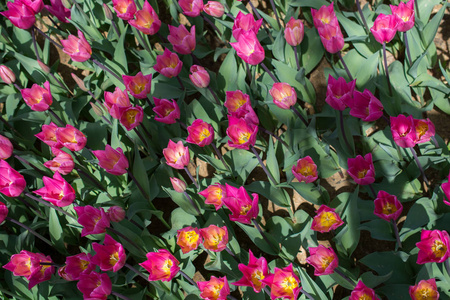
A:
[225, 90, 259, 125]
[347, 153, 376, 185]
[414, 118, 435, 144]
[349, 281, 380, 300]
[233, 250, 269, 293]
[226, 116, 258, 150]
[35, 122, 60, 148]
[370, 14, 398, 44]
[34, 171, 76, 207]
[92, 145, 129, 176]
[171, 177, 187, 193]
[177, 226, 201, 254]
[0, 0, 36, 30]
[186, 119, 215, 147]
[292, 156, 318, 183]
[311, 205, 344, 233]
[189, 65, 210, 88]
[409, 278, 439, 300]
[120, 105, 144, 131]
[390, 0, 415, 32]
[63, 253, 95, 281]
[153, 98, 180, 124]
[442, 172, 450, 206]
[325, 75, 356, 111]
[199, 183, 226, 210]
[231, 30, 265, 65]
[21, 81, 53, 112]
[44, 147, 75, 175]
[20, 0, 44, 14]
[107, 206, 126, 222]
[348, 89, 384, 122]
[0, 134, 13, 160]
[77, 271, 112, 299]
[123, 72, 152, 99]
[0, 65, 16, 84]
[104, 87, 132, 119]
[179, 0, 203, 17]
[317, 23, 345, 54]
[232, 11, 263, 41]
[0, 201, 8, 223]
[222, 184, 259, 224]
[203, 1, 224, 18]
[91, 234, 126, 272]
[128, 0, 161, 35]
[139, 249, 180, 281]
[153, 48, 183, 78]
[306, 245, 338, 276]
[197, 276, 230, 300]
[74, 205, 110, 236]
[390, 114, 417, 148]
[284, 17, 304, 47]
[0, 160, 26, 198]
[311, 2, 338, 29]
[112, 0, 136, 20]
[262, 264, 301, 300]
[61, 30, 92, 62]
[45, 0, 71, 23]
[168, 24, 196, 55]
[56, 124, 87, 152]
[416, 229, 450, 264]
[163, 140, 190, 170]
[200, 224, 229, 252]
[270, 82, 297, 110]
[373, 190, 403, 221]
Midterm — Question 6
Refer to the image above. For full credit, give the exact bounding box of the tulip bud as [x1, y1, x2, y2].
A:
[103, 4, 114, 20]
[203, 1, 224, 18]
[71, 73, 88, 92]
[284, 17, 304, 47]
[0, 65, 16, 84]
[0, 201, 8, 223]
[38, 60, 51, 74]
[0, 134, 13, 160]
[170, 177, 187, 193]
[189, 65, 210, 88]
[107, 206, 126, 222]
[90, 102, 104, 117]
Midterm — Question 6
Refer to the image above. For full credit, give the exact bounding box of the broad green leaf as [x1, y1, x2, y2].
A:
[266, 137, 281, 185]
[236, 222, 279, 255]
[422, 3, 447, 48]
[359, 219, 396, 242]
[49, 209, 65, 253]
[131, 146, 150, 198]
[113, 25, 128, 73]
[334, 188, 360, 257]
[360, 251, 413, 284]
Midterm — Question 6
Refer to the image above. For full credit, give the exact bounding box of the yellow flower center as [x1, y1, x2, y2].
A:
[211, 282, 224, 298]
[382, 203, 397, 215]
[416, 122, 428, 138]
[163, 107, 175, 117]
[58, 190, 65, 200]
[299, 165, 314, 177]
[321, 256, 334, 269]
[357, 169, 368, 179]
[185, 230, 199, 244]
[401, 16, 410, 22]
[125, 109, 138, 124]
[132, 83, 146, 94]
[240, 204, 251, 215]
[162, 259, 173, 273]
[211, 234, 223, 246]
[432, 240, 447, 258]
[199, 128, 211, 141]
[238, 132, 251, 144]
[319, 212, 339, 228]
[79, 259, 89, 270]
[109, 251, 120, 266]
[281, 276, 298, 294]
[359, 294, 373, 300]
[250, 270, 264, 288]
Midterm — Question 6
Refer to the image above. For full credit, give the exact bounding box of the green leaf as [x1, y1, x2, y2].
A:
[266, 137, 281, 185]
[422, 3, 447, 48]
[225, 149, 259, 185]
[131, 146, 150, 198]
[246, 181, 290, 207]
[272, 30, 285, 62]
[217, 48, 237, 91]
[360, 251, 413, 284]
[288, 182, 327, 205]
[236, 222, 279, 255]
[49, 209, 65, 253]
[360, 271, 393, 288]
[300, 28, 324, 74]
[399, 197, 439, 241]
[113, 25, 128, 73]
[296, 266, 329, 300]
[359, 219, 396, 242]
[334, 188, 360, 257]
[162, 187, 203, 216]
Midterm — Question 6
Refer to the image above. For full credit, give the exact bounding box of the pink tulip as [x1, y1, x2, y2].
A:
[45, 0, 71, 23]
[153, 98, 180, 124]
[231, 30, 265, 65]
[222, 184, 259, 224]
[63, 253, 95, 281]
[226, 116, 258, 150]
[189, 65, 210, 88]
[104, 87, 132, 119]
[409, 278, 439, 300]
[56, 124, 87, 152]
[325, 75, 356, 111]
[225, 90, 259, 125]
[168, 24, 196, 55]
[119, 105, 143, 131]
[128, 1, 161, 35]
[43, 147, 74, 175]
[198, 183, 226, 210]
[153, 48, 183, 78]
[270, 82, 297, 110]
[92, 145, 129, 176]
[112, 0, 136, 20]
[262, 264, 301, 300]
[390, 0, 415, 32]
[442, 171, 450, 206]
[292, 156, 318, 183]
[200, 224, 229, 252]
[34, 171, 76, 207]
[307, 245, 338, 276]
[170, 177, 187, 193]
[311, 205, 344, 233]
[348, 89, 384, 122]
[0, 65, 16, 84]
[176, 226, 201, 253]
[414, 118, 435, 144]
[203, 1, 224, 18]
[373, 190, 403, 221]
[122, 72, 152, 99]
[233, 250, 269, 293]
[35, 122, 61, 148]
[0, 134, 13, 160]
[0, 0, 36, 30]
[318, 23, 345, 54]
[0, 160, 26, 197]
[186, 119, 214, 147]
[311, 2, 338, 29]
[77, 271, 112, 299]
[178, 0, 203, 17]
[198, 276, 230, 300]
[107, 206, 126, 222]
[74, 205, 110, 236]
[349, 281, 380, 300]
[416, 229, 450, 264]
[284, 17, 304, 47]
[21, 0, 44, 14]
[370, 13, 398, 44]
[347, 153, 375, 185]
[139, 249, 180, 281]
[91, 234, 126, 272]
[61, 30, 92, 62]
[232, 11, 262, 41]
[21, 81, 53, 112]
[163, 140, 190, 169]
[0, 201, 8, 223]
[390, 114, 417, 148]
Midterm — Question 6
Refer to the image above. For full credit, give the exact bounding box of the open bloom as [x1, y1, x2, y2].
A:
[231, 30, 265, 65]
[189, 65, 210, 88]
[21, 81, 53, 112]
[325, 75, 356, 111]
[123, 72, 152, 99]
[45, 0, 71, 23]
[77, 271, 112, 299]
[104, 87, 132, 119]
[416, 229, 450, 264]
[292, 156, 318, 183]
[349, 281, 380, 300]
[198, 276, 230, 300]
[203, 1, 224, 18]
[168, 24, 196, 55]
[177, 226, 201, 254]
[284, 17, 304, 47]
[262, 264, 301, 300]
[200, 224, 228, 252]
[0, 65, 16, 84]
[186, 119, 214, 147]
[222, 184, 259, 224]
[390, 114, 417, 148]
[153, 98, 180, 124]
[163, 140, 190, 170]
[226, 116, 258, 150]
[232, 11, 262, 41]
[0, 201, 8, 223]
[347, 153, 375, 185]
[91, 234, 126, 272]
[348, 90, 384, 122]
[153, 48, 183, 78]
[414, 118, 435, 144]
[128, 0, 161, 35]
[0, 160, 26, 197]
[93, 145, 129, 175]
[225, 90, 259, 125]
[306, 245, 338, 276]
[371, 14, 398, 44]
[0, 134, 13, 160]
[63, 253, 95, 281]
[270, 82, 297, 110]
[120, 105, 143, 131]
[56, 124, 87, 152]
[409, 278, 439, 300]
[112, 0, 136, 20]
[373, 190, 403, 221]
[311, 2, 338, 29]
[311, 205, 344, 233]
[139, 249, 180, 281]
[74, 205, 110, 236]
[390, 0, 415, 32]
[199, 183, 226, 210]
[34, 171, 76, 207]
[233, 250, 269, 293]
[179, 0, 203, 17]
[35, 122, 60, 148]
[61, 30, 92, 62]
[1, 0, 36, 30]
[44, 147, 74, 175]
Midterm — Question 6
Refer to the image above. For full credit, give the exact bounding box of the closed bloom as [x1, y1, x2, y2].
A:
[370, 14, 398, 44]
[270, 82, 297, 109]
[35, 122, 60, 148]
[129, 1, 161, 35]
[222, 184, 259, 224]
[44, 147, 75, 175]
[170, 177, 187, 193]
[122, 72, 152, 99]
[442, 172, 450, 206]
[199, 183, 226, 210]
[325, 75, 356, 111]
[168, 24, 196, 55]
[0, 1, 36, 30]
[414, 118, 435, 144]
[233, 250, 269, 293]
[163, 140, 190, 170]
[225, 90, 259, 125]
[348, 89, 384, 122]
[262, 264, 301, 300]
[64, 253, 95, 281]
[347, 153, 375, 185]
[231, 30, 265, 65]
[311, 205, 344, 233]
[153, 98, 180, 124]
[56, 124, 87, 152]
[373, 190, 403, 221]
[186, 119, 215, 147]
[0, 134, 13, 160]
[177, 226, 201, 254]
[203, 1, 224, 18]
[409, 278, 439, 300]
[77, 271, 112, 300]
[292, 156, 318, 184]
[416, 229, 450, 264]
[390, 0, 415, 32]
[112, 0, 136, 20]
[74, 205, 110, 236]
[120, 105, 143, 131]
[45, 0, 71, 23]
[198, 276, 230, 300]
[390, 114, 417, 148]
[107, 206, 126, 222]
[311, 2, 338, 29]
[139, 249, 180, 281]
[306, 245, 338, 276]
[189, 65, 210, 88]
[0, 201, 8, 223]
[318, 23, 345, 54]
[153, 48, 183, 78]
[200, 224, 229, 252]
[284, 17, 304, 46]
[179, 0, 203, 17]
[0, 65, 16, 84]
[226, 116, 258, 150]
[0, 160, 26, 197]
[92, 145, 129, 176]
[61, 30, 92, 62]
[34, 171, 76, 207]
[91, 234, 126, 272]
[104, 87, 132, 119]
[21, 81, 53, 112]
[349, 281, 380, 300]
[232, 11, 262, 41]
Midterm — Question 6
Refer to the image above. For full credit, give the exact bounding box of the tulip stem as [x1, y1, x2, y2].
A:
[334, 268, 356, 288]
[176, 76, 185, 90]
[409, 147, 429, 186]
[368, 184, 377, 198]
[127, 169, 149, 200]
[403, 32, 412, 66]
[268, 0, 282, 28]
[211, 143, 232, 173]
[135, 30, 155, 61]
[111, 21, 121, 39]
[224, 246, 239, 262]
[183, 166, 199, 189]
[76, 167, 109, 194]
[111, 291, 131, 300]
[91, 58, 123, 83]
[250, 145, 279, 186]
[178, 270, 196, 286]
[6, 216, 53, 247]
[339, 110, 353, 154]
[291, 106, 309, 126]
[107, 227, 147, 256]
[247, 0, 274, 42]
[182, 191, 201, 215]
[25, 192, 78, 221]
[133, 128, 149, 149]
[258, 126, 293, 155]
[431, 136, 439, 148]
[48, 108, 65, 126]
[391, 219, 402, 249]
[177, 120, 188, 130]
[294, 46, 301, 71]
[382, 42, 393, 96]
[260, 63, 279, 83]
[252, 219, 279, 254]
[14, 155, 47, 177]
[301, 289, 315, 300]
[355, 0, 370, 34]
[125, 263, 148, 281]
[31, 27, 41, 62]
[414, 0, 421, 20]
[201, 14, 223, 38]
[207, 86, 221, 106]
[444, 259, 450, 277]
[337, 52, 353, 81]
[33, 25, 63, 49]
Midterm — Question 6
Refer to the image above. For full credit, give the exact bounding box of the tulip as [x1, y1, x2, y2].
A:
[311, 2, 338, 29]
[35, 122, 61, 148]
[122, 72, 152, 99]
[370, 14, 398, 44]
[139, 249, 180, 281]
[349, 281, 380, 300]
[91, 234, 126, 272]
[21, 0, 44, 14]
[318, 23, 345, 54]
[325, 75, 356, 111]
[409, 278, 439, 300]
[63, 253, 95, 281]
[261, 264, 301, 300]
[34, 171, 76, 207]
[0, 65, 16, 84]
[189, 65, 210, 88]
[104, 87, 132, 119]
[197, 276, 230, 300]
[347, 153, 375, 185]
[225, 90, 259, 125]
[153, 48, 183, 78]
[390, 114, 417, 148]
[232, 11, 262, 41]
[119, 105, 143, 131]
[128, 1, 161, 35]
[61, 30, 92, 62]
[306, 245, 338, 276]
[45, 0, 71, 23]
[74, 205, 110, 236]
[311, 205, 344, 233]
[442, 172, 450, 206]
[0, 201, 8, 223]
[203, 1, 224, 18]
[0, 160, 26, 197]
[231, 30, 265, 65]
[0, 1, 36, 30]
[373, 190, 403, 221]
[270, 82, 297, 110]
[92, 145, 129, 176]
[176, 226, 201, 254]
[0, 134, 13, 160]
[153, 98, 180, 124]
[57, 266, 74, 281]
[178, 0, 203, 17]
[170, 177, 187, 193]
[233, 250, 269, 293]
[112, 0, 136, 20]
[200, 224, 229, 252]
[43, 147, 75, 175]
[168, 24, 196, 55]
[348, 89, 384, 122]
[56, 124, 87, 152]
[77, 271, 112, 299]
[414, 118, 435, 144]
[226, 116, 258, 150]
[390, 0, 415, 32]
[222, 184, 259, 224]
[107, 206, 126, 222]
[186, 119, 215, 147]
[163, 140, 190, 170]
[416, 229, 450, 264]
[284, 17, 304, 47]
[292, 156, 318, 184]
[21, 81, 53, 112]
[199, 183, 226, 210]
